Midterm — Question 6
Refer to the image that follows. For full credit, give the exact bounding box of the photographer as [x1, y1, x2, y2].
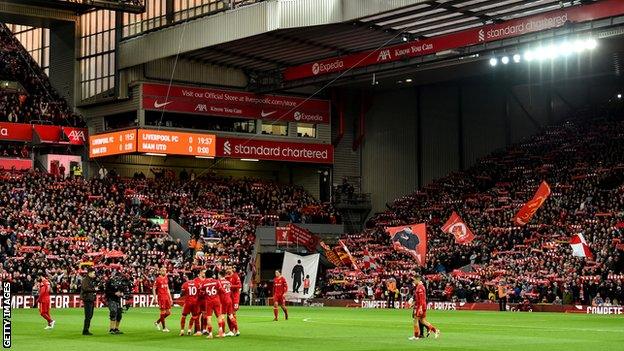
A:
[80, 267, 97, 335]
[105, 270, 126, 334]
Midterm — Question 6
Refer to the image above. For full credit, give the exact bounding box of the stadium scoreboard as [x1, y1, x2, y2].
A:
[89, 129, 216, 158]
[89, 130, 137, 158]
[137, 130, 215, 157]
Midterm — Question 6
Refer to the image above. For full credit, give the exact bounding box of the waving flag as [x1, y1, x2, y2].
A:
[386, 223, 427, 266]
[320, 240, 342, 267]
[513, 181, 551, 225]
[441, 211, 475, 244]
[334, 240, 359, 270]
[361, 248, 378, 270]
[570, 233, 593, 260]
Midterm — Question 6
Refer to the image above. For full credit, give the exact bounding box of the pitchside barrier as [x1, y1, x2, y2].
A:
[302, 299, 624, 315]
[10, 294, 181, 309]
[8, 295, 623, 315]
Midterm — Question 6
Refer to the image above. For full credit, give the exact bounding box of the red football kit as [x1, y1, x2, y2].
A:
[38, 278, 53, 324]
[219, 278, 234, 315]
[181, 280, 200, 316]
[227, 272, 242, 310]
[273, 276, 288, 305]
[413, 282, 427, 319]
[201, 278, 224, 317]
[154, 275, 171, 310]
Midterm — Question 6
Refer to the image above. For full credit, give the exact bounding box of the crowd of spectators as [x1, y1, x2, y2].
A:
[0, 168, 337, 296]
[0, 142, 30, 159]
[0, 23, 85, 127]
[321, 106, 624, 307]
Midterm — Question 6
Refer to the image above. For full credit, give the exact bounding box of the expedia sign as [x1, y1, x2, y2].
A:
[311, 59, 344, 76]
[293, 111, 324, 122]
[216, 137, 333, 164]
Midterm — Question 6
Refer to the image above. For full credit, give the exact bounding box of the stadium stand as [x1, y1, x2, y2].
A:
[0, 170, 338, 294]
[0, 23, 84, 127]
[321, 106, 624, 307]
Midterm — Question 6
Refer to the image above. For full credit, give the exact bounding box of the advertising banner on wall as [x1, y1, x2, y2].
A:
[283, 0, 624, 80]
[0, 122, 33, 142]
[216, 137, 333, 164]
[142, 83, 330, 124]
[281, 252, 320, 300]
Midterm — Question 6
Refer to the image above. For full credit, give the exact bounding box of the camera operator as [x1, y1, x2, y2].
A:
[105, 270, 126, 334]
[80, 267, 97, 335]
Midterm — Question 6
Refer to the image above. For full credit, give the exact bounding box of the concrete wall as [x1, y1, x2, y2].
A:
[358, 77, 622, 213]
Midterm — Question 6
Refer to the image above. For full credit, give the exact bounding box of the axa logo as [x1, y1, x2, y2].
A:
[377, 49, 391, 62]
[478, 29, 485, 42]
[0, 128, 7, 136]
[312, 63, 320, 75]
[195, 104, 208, 112]
[153, 100, 172, 109]
[294, 112, 301, 121]
[67, 130, 86, 141]
[223, 140, 231, 155]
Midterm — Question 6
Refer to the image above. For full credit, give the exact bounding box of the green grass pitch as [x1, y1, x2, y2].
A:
[8, 306, 624, 351]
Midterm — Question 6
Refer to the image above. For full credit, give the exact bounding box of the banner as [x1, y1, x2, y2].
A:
[0, 158, 32, 170]
[513, 181, 551, 225]
[216, 137, 333, 164]
[281, 252, 320, 300]
[62, 127, 88, 145]
[334, 240, 358, 270]
[287, 223, 319, 251]
[142, 83, 330, 124]
[0, 122, 32, 142]
[386, 223, 427, 266]
[275, 226, 293, 245]
[283, 0, 624, 80]
[8, 293, 182, 309]
[320, 240, 342, 267]
[441, 211, 475, 244]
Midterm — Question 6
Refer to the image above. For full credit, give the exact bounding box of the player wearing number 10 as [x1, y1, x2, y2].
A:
[179, 274, 201, 336]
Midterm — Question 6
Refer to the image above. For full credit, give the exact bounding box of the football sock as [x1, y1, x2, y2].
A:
[228, 315, 238, 332]
[180, 316, 186, 330]
[193, 317, 200, 332]
[273, 307, 278, 319]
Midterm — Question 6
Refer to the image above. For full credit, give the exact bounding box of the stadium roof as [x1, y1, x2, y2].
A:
[0, 0, 146, 14]
[179, 0, 579, 72]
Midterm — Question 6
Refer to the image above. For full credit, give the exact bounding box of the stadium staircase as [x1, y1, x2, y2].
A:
[168, 219, 192, 250]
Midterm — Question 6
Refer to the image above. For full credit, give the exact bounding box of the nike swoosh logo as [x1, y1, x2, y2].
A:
[260, 110, 276, 118]
[154, 101, 173, 108]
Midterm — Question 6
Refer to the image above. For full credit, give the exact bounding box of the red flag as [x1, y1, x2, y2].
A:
[320, 240, 342, 266]
[441, 211, 475, 244]
[275, 226, 293, 245]
[386, 223, 427, 266]
[287, 223, 320, 251]
[513, 181, 551, 225]
[334, 240, 358, 270]
[570, 233, 593, 260]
